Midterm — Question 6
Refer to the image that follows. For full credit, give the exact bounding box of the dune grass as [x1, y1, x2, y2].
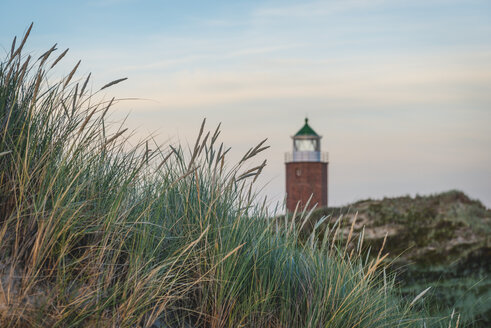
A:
[0, 26, 456, 327]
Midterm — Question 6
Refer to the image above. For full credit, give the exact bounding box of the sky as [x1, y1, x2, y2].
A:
[1, 0, 490, 209]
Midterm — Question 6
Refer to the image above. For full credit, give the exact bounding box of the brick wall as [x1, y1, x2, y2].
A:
[285, 161, 328, 212]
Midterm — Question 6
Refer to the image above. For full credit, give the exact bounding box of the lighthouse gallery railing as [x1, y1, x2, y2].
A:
[284, 151, 328, 163]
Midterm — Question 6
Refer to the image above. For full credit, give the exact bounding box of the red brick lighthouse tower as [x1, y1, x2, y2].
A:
[285, 118, 328, 212]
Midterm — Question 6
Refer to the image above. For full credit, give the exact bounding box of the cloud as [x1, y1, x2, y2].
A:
[253, 0, 389, 18]
[116, 48, 491, 112]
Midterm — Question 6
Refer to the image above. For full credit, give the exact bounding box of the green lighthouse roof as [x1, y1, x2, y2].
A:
[294, 118, 319, 136]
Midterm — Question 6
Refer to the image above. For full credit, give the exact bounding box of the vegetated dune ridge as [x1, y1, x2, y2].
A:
[307, 191, 491, 327]
[1, 26, 459, 327]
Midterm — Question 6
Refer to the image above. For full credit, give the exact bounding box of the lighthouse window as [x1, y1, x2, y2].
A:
[296, 168, 301, 177]
[294, 139, 318, 152]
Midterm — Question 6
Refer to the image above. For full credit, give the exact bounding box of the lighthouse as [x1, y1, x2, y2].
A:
[285, 118, 328, 212]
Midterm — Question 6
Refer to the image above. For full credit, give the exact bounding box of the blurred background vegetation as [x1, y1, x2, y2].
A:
[306, 190, 491, 327]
